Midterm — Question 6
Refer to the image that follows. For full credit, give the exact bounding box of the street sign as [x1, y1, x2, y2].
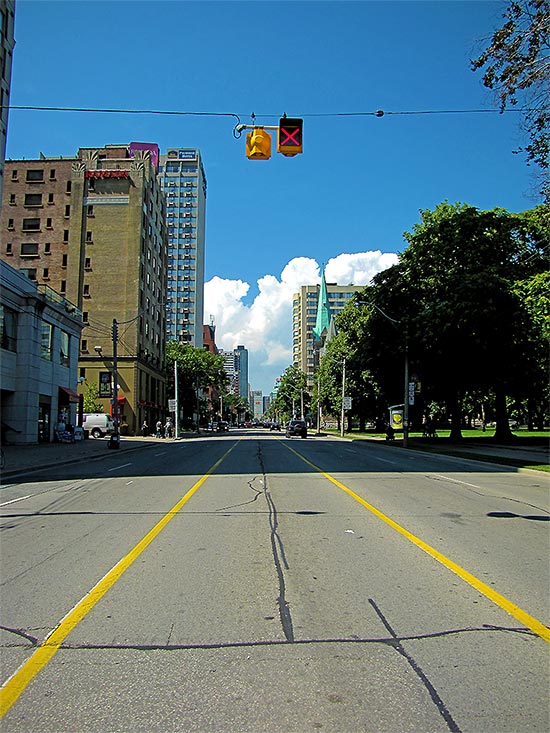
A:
[408, 382, 415, 406]
[343, 396, 352, 411]
[168, 399, 177, 412]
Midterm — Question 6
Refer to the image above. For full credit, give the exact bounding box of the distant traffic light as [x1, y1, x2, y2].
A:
[277, 117, 303, 156]
[246, 128, 272, 160]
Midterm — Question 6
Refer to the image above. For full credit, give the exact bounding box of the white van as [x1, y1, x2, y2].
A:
[82, 413, 115, 438]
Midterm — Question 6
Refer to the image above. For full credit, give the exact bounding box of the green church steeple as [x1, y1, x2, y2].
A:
[313, 266, 332, 342]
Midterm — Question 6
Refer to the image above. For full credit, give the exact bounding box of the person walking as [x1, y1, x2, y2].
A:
[141, 420, 149, 437]
[155, 420, 163, 438]
[164, 417, 173, 439]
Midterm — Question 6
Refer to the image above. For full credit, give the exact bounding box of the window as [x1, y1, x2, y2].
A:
[46, 218, 52, 229]
[5, 243, 12, 254]
[26, 269, 37, 281]
[82, 311, 88, 323]
[81, 339, 88, 352]
[7, 218, 14, 229]
[48, 193, 54, 204]
[11, 169, 17, 180]
[59, 331, 70, 366]
[64, 204, 70, 217]
[22, 218, 40, 231]
[63, 230, 69, 242]
[62, 254, 68, 267]
[44, 242, 51, 254]
[66, 181, 72, 193]
[20, 243, 39, 256]
[83, 284, 90, 297]
[49, 169, 56, 180]
[9, 193, 15, 205]
[0, 305, 17, 351]
[40, 321, 53, 360]
[84, 257, 91, 270]
[86, 231, 92, 242]
[43, 268, 49, 279]
[60, 280, 66, 293]
[87, 205, 94, 217]
[26, 169, 44, 182]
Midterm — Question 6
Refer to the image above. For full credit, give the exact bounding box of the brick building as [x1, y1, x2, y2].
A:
[1, 144, 168, 434]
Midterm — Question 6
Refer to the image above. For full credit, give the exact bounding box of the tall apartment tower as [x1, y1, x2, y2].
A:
[293, 274, 362, 387]
[0, 0, 15, 204]
[0, 144, 168, 434]
[158, 148, 206, 348]
[235, 345, 249, 399]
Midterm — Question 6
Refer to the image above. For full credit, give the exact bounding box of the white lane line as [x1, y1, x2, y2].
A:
[430, 473, 483, 489]
[0, 494, 32, 507]
[107, 463, 132, 472]
[372, 456, 397, 465]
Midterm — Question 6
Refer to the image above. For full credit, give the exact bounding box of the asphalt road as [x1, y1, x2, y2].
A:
[1, 431, 548, 732]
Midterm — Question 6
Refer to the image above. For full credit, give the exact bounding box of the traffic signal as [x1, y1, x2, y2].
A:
[246, 128, 272, 160]
[277, 117, 303, 156]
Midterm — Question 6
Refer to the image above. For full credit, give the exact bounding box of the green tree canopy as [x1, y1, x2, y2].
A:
[471, 0, 550, 195]
[347, 202, 548, 440]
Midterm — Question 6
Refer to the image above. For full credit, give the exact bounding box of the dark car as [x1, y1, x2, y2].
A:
[285, 419, 307, 438]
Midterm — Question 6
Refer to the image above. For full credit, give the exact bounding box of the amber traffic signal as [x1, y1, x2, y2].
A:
[277, 117, 303, 156]
[246, 128, 272, 160]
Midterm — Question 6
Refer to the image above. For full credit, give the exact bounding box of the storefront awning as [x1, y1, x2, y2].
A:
[59, 386, 80, 403]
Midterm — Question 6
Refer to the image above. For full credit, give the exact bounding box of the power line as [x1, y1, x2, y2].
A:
[4, 105, 525, 120]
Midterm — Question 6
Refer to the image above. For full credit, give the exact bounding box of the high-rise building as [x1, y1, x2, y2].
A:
[235, 345, 249, 399]
[293, 272, 362, 387]
[1, 144, 168, 434]
[0, 0, 15, 205]
[158, 148, 206, 348]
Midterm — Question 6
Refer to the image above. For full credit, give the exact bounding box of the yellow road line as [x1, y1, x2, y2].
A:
[0, 441, 239, 718]
[283, 441, 550, 643]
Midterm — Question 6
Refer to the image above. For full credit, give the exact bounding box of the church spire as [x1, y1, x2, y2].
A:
[313, 266, 332, 342]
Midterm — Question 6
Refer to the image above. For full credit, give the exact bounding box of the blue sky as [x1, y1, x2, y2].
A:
[6, 1, 542, 393]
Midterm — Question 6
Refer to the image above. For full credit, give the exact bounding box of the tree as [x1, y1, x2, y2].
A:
[83, 382, 104, 413]
[166, 342, 228, 425]
[347, 202, 547, 441]
[272, 366, 309, 424]
[471, 0, 550, 197]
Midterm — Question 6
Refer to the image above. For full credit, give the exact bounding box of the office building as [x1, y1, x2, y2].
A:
[1, 260, 82, 444]
[158, 148, 206, 347]
[0, 0, 15, 204]
[1, 144, 168, 434]
[292, 269, 362, 387]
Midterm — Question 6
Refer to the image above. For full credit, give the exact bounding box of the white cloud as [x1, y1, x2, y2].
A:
[204, 251, 398, 394]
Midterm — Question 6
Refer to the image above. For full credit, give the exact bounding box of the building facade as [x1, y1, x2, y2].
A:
[158, 148, 206, 348]
[292, 278, 362, 387]
[0, 0, 15, 204]
[0, 144, 168, 434]
[1, 260, 83, 444]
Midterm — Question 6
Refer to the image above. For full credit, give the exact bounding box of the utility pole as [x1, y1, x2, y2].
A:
[174, 359, 179, 439]
[109, 318, 120, 449]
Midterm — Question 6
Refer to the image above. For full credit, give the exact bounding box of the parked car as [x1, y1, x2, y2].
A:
[82, 413, 115, 439]
[285, 419, 307, 438]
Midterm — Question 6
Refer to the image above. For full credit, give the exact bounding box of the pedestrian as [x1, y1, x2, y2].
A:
[155, 420, 163, 438]
[141, 420, 149, 437]
[165, 418, 173, 438]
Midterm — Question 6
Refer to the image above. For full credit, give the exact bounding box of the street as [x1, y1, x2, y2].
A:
[1, 432, 548, 732]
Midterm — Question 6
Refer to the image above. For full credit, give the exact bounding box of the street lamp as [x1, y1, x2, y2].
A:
[355, 299, 410, 448]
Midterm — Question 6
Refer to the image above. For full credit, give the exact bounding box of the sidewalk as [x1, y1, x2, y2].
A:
[0, 435, 178, 480]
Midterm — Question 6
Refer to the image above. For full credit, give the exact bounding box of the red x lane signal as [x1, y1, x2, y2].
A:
[277, 118, 303, 157]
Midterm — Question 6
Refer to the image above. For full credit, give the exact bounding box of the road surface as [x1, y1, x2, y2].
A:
[1, 431, 548, 732]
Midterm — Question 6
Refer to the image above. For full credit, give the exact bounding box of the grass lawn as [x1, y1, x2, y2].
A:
[321, 427, 550, 472]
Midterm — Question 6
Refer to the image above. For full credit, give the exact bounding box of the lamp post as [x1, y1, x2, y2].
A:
[340, 358, 346, 438]
[109, 319, 120, 449]
[355, 300, 410, 448]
